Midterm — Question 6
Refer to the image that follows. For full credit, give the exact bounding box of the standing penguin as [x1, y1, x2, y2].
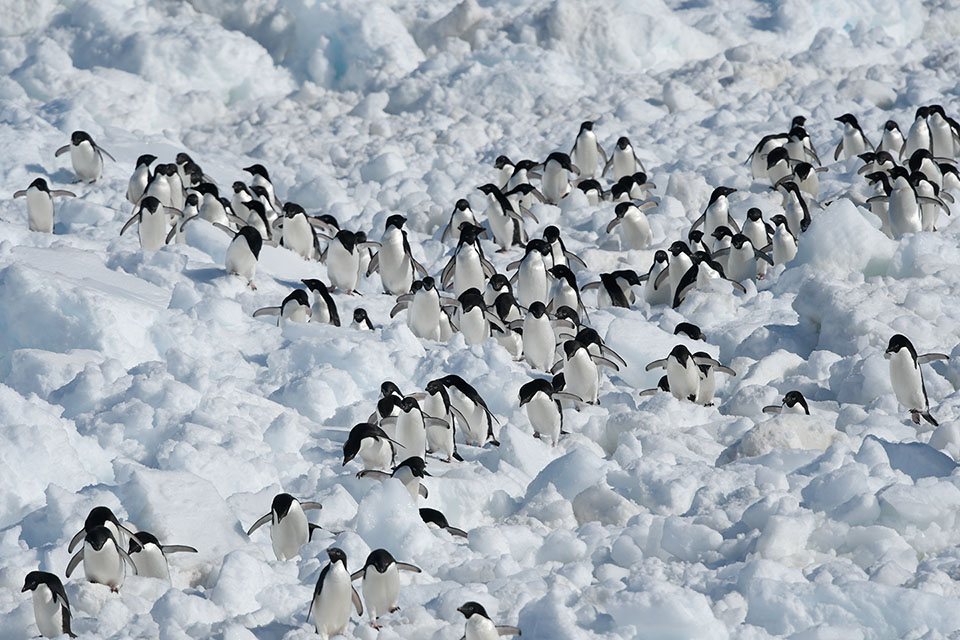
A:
[518, 377, 580, 446]
[884, 334, 948, 426]
[127, 154, 157, 204]
[275, 202, 321, 260]
[542, 225, 587, 270]
[495, 155, 515, 189]
[320, 230, 378, 294]
[509, 240, 551, 308]
[301, 279, 341, 327]
[65, 526, 138, 591]
[13, 178, 76, 233]
[877, 120, 905, 155]
[540, 152, 580, 204]
[243, 164, 282, 209]
[457, 602, 521, 639]
[560, 339, 620, 405]
[441, 223, 496, 297]
[691, 186, 739, 240]
[442, 199, 479, 243]
[549, 265, 588, 319]
[645, 345, 718, 403]
[692, 351, 736, 406]
[120, 196, 178, 251]
[520, 301, 557, 372]
[378, 396, 444, 462]
[478, 183, 524, 252]
[309, 548, 363, 640]
[570, 121, 606, 179]
[55, 131, 115, 182]
[67, 506, 141, 554]
[643, 250, 671, 306]
[433, 374, 499, 447]
[126, 531, 197, 580]
[603, 136, 645, 180]
[420, 380, 464, 462]
[447, 288, 504, 346]
[213, 225, 263, 289]
[711, 234, 773, 283]
[769, 215, 798, 266]
[834, 114, 872, 161]
[343, 422, 399, 470]
[369, 215, 427, 294]
[22, 571, 76, 638]
[350, 549, 422, 629]
[901, 107, 932, 160]
[605, 201, 654, 250]
[391, 276, 445, 341]
[245, 493, 324, 561]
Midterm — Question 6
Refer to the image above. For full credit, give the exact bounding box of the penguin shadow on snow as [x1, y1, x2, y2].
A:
[25, 164, 76, 185]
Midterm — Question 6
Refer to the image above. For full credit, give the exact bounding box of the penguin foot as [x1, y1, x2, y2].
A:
[390, 606, 400, 613]
[110, 586, 120, 593]
[704, 402, 715, 407]
[371, 622, 381, 629]
[496, 248, 508, 254]
[533, 431, 540, 439]
[247, 281, 257, 290]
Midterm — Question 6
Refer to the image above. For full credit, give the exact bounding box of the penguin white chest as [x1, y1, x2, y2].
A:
[313, 565, 353, 637]
[84, 541, 126, 588]
[139, 206, 168, 251]
[612, 148, 635, 181]
[363, 567, 400, 620]
[272, 504, 309, 561]
[395, 411, 427, 461]
[518, 257, 548, 306]
[283, 215, 314, 259]
[131, 544, 169, 579]
[526, 393, 561, 445]
[225, 237, 258, 282]
[565, 350, 599, 404]
[26, 189, 54, 233]
[667, 359, 699, 402]
[573, 132, 599, 178]
[71, 142, 103, 182]
[622, 211, 652, 250]
[522, 315, 555, 371]
[889, 350, 926, 411]
[379, 231, 412, 294]
[459, 306, 489, 345]
[465, 615, 501, 640]
[772, 229, 797, 265]
[409, 289, 441, 340]
[455, 248, 485, 296]
[31, 584, 65, 638]
[327, 243, 360, 292]
[358, 436, 393, 470]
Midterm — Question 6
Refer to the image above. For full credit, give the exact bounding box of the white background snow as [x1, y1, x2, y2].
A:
[3, 0, 960, 638]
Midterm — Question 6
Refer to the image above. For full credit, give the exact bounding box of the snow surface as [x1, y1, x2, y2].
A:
[4, 1, 960, 638]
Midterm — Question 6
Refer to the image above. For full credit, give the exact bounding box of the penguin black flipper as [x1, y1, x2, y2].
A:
[51, 189, 77, 198]
[496, 625, 522, 636]
[762, 405, 782, 414]
[68, 529, 86, 553]
[396, 563, 422, 573]
[65, 550, 83, 578]
[95, 145, 116, 162]
[690, 212, 706, 230]
[917, 353, 949, 364]
[834, 140, 843, 161]
[120, 212, 141, 236]
[307, 523, 323, 540]
[654, 265, 671, 290]
[673, 265, 699, 308]
[246, 513, 272, 536]
[55, 145, 70, 157]
[352, 586, 363, 615]
[119, 547, 139, 575]
[160, 545, 198, 554]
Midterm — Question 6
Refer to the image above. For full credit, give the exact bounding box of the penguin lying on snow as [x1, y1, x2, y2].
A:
[22, 571, 76, 638]
[419, 508, 468, 538]
[646, 345, 733, 403]
[343, 422, 401, 470]
[246, 493, 324, 561]
[762, 390, 810, 415]
[253, 289, 312, 326]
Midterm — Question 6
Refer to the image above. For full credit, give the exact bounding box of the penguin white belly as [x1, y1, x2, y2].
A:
[696, 369, 717, 405]
[393, 465, 422, 501]
[425, 420, 455, 460]
[517, 259, 548, 307]
[358, 436, 393, 470]
[889, 350, 926, 411]
[459, 307, 488, 346]
[551, 282, 578, 313]
[889, 189, 922, 238]
[466, 615, 501, 640]
[667, 360, 699, 402]
[454, 399, 488, 446]
[313, 566, 353, 637]
[128, 167, 149, 204]
[280, 300, 311, 325]
[575, 143, 598, 180]
[272, 506, 308, 560]
[772, 231, 797, 265]
[783, 403, 808, 415]
[72, 143, 103, 182]
[363, 568, 400, 621]
[409, 290, 441, 340]
[668, 255, 693, 301]
[767, 162, 791, 187]
[131, 544, 169, 579]
[712, 238, 731, 269]
[784, 200, 804, 237]
[31, 585, 65, 638]
[283, 215, 314, 260]
[523, 316, 555, 371]
[487, 206, 514, 250]
[379, 238, 413, 295]
[199, 196, 228, 225]
[225, 237, 257, 282]
[644, 264, 670, 306]
[725, 247, 754, 283]
[139, 207, 167, 251]
[704, 205, 729, 243]
[842, 129, 867, 159]
[798, 172, 819, 200]
[145, 179, 172, 208]
[622, 212, 652, 249]
[542, 165, 568, 204]
[327, 244, 360, 292]
[751, 139, 783, 179]
[26, 190, 54, 233]
[84, 543, 125, 588]
[903, 122, 930, 159]
[612, 149, 635, 181]
[454, 249, 485, 297]
[395, 412, 427, 461]
[930, 118, 955, 157]
[564, 351, 599, 404]
[497, 330, 522, 357]
[166, 175, 185, 210]
[527, 393, 561, 445]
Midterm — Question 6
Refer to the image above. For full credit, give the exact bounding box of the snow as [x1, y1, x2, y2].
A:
[4, 1, 960, 639]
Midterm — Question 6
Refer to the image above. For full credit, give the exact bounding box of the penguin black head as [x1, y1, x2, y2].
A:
[301, 278, 329, 293]
[326, 547, 347, 567]
[420, 507, 450, 529]
[282, 202, 306, 217]
[791, 115, 807, 128]
[335, 230, 358, 253]
[187, 167, 204, 187]
[524, 239, 551, 256]
[575, 327, 602, 349]
[477, 183, 501, 196]
[238, 226, 263, 258]
[519, 378, 554, 405]
[377, 396, 401, 419]
[128, 530, 161, 554]
[494, 292, 518, 320]
[139, 196, 163, 213]
[654, 249, 668, 263]
[365, 549, 396, 573]
[794, 163, 815, 180]
[458, 602, 490, 620]
[231, 181, 249, 194]
[136, 154, 157, 168]
[194, 182, 220, 197]
[422, 276, 436, 291]
[528, 301, 547, 318]
[458, 222, 485, 244]
[669, 241, 690, 257]
[746, 208, 763, 222]
[563, 339, 585, 359]
[457, 288, 486, 312]
[399, 395, 421, 413]
[889, 166, 910, 182]
[554, 305, 580, 326]
[657, 376, 670, 392]
[381, 381, 402, 398]
[788, 126, 808, 141]
[552, 373, 566, 392]
[353, 308, 370, 324]
[514, 159, 540, 173]
[614, 202, 635, 218]
[176, 152, 194, 165]
[84, 506, 121, 531]
[632, 171, 648, 184]
[385, 214, 407, 230]
[928, 105, 945, 118]
[884, 120, 900, 132]
[711, 225, 733, 241]
[708, 186, 737, 203]
[770, 214, 790, 229]
[71, 130, 93, 146]
[834, 113, 861, 128]
[22, 571, 51, 593]
[285, 289, 311, 308]
[397, 456, 429, 478]
[243, 164, 270, 180]
[543, 225, 561, 243]
[489, 273, 511, 293]
[674, 322, 704, 341]
[730, 233, 753, 249]
[454, 199, 470, 212]
[494, 156, 513, 170]
[28, 177, 50, 192]
[766, 147, 791, 168]
[272, 493, 297, 519]
[548, 264, 577, 287]
[616, 136, 631, 149]
[579, 121, 594, 133]
[86, 525, 116, 551]
[577, 179, 603, 194]
[915, 106, 930, 120]
[783, 390, 810, 414]
[545, 152, 574, 171]
[668, 344, 693, 366]
[885, 334, 917, 360]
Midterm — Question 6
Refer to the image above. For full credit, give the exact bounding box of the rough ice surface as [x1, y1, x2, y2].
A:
[3, 0, 960, 639]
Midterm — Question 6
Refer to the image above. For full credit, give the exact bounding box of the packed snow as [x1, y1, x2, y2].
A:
[4, 0, 960, 638]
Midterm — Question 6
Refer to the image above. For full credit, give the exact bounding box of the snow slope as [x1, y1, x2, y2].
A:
[3, 0, 960, 638]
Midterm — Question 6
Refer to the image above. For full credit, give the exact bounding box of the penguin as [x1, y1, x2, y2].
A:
[120, 195, 179, 251]
[540, 152, 580, 204]
[378, 396, 445, 462]
[884, 334, 948, 426]
[912, 171, 950, 232]
[442, 199, 479, 243]
[68, 506, 142, 554]
[357, 456, 431, 501]
[878, 120, 905, 155]
[127, 154, 157, 204]
[710, 234, 773, 283]
[741, 208, 773, 278]
[834, 114, 872, 160]
[602, 136, 645, 180]
[775, 162, 827, 201]
[12, 178, 76, 233]
[570, 326, 627, 370]
[350, 549, 421, 629]
[301, 279, 341, 327]
[548, 265, 588, 319]
[309, 548, 363, 640]
[570, 121, 606, 179]
[638, 375, 671, 397]
[765, 147, 795, 187]
[643, 250, 671, 306]
[392, 276, 446, 341]
[343, 422, 399, 470]
[165, 192, 199, 244]
[710, 225, 734, 263]
[419, 508, 468, 537]
[769, 214, 798, 266]
[320, 230, 378, 294]
[446, 287, 504, 345]
[253, 289, 313, 326]
[127, 531, 197, 580]
[867, 166, 929, 238]
[55, 130, 114, 182]
[194, 183, 230, 226]
[927, 105, 959, 158]
[605, 201, 654, 250]
[628, 171, 657, 200]
[249, 184, 280, 220]
[494, 155, 515, 189]
[747, 132, 789, 181]
[243, 163, 282, 209]
[275, 202, 321, 260]
[506, 160, 543, 212]
[352, 308, 374, 330]
[160, 162, 186, 210]
[692, 350, 736, 406]
[645, 345, 719, 403]
[22, 571, 76, 638]
[908, 149, 946, 190]
[674, 322, 705, 341]
[691, 186, 739, 239]
[762, 390, 810, 415]
[441, 223, 496, 297]
[433, 374, 499, 446]
[484, 273, 513, 306]
[856, 151, 896, 177]
[504, 183, 545, 226]
[215, 224, 263, 289]
[672, 251, 747, 308]
[371, 395, 403, 439]
[576, 179, 605, 205]
[142, 166, 174, 209]
[368, 214, 427, 294]
[508, 240, 551, 307]
[420, 380, 464, 462]
[458, 601, 521, 639]
[653, 241, 694, 305]
[477, 183, 524, 251]
[581, 270, 642, 308]
[901, 106, 932, 160]
[231, 181, 253, 220]
[559, 339, 619, 405]
[175, 152, 199, 184]
[245, 493, 324, 561]
[785, 124, 820, 166]
[518, 377, 580, 446]
[542, 225, 587, 270]
[515, 301, 554, 371]
[65, 526, 138, 591]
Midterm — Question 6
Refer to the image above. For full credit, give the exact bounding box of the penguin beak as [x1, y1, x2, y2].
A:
[883, 351, 892, 359]
[21, 584, 29, 592]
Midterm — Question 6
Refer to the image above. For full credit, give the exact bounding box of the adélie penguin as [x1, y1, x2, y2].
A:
[55, 130, 115, 182]
[368, 214, 427, 294]
[834, 114, 872, 161]
[301, 279, 341, 326]
[120, 195, 180, 251]
[127, 154, 157, 204]
[65, 526, 138, 591]
[68, 506, 142, 554]
[603, 135, 645, 180]
[540, 152, 580, 204]
[570, 120, 606, 179]
[342, 422, 400, 470]
[22, 571, 76, 638]
[419, 379, 465, 462]
[350, 549, 421, 629]
[246, 493, 324, 561]
[13, 178, 76, 233]
[216, 224, 263, 289]
[274, 202, 321, 260]
[441, 223, 496, 297]
[646, 345, 724, 403]
[419, 508, 468, 537]
[558, 339, 620, 405]
[253, 289, 313, 326]
[357, 456, 431, 501]
[127, 531, 197, 580]
[433, 374, 500, 446]
[606, 201, 654, 250]
[458, 601, 522, 639]
[519, 301, 557, 372]
[352, 308, 374, 330]
[442, 199, 478, 243]
[518, 376, 581, 446]
[884, 334, 948, 426]
[309, 548, 363, 640]
[762, 390, 810, 415]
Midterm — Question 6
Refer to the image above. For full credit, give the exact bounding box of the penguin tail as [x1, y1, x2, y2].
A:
[922, 411, 939, 426]
[453, 451, 464, 462]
